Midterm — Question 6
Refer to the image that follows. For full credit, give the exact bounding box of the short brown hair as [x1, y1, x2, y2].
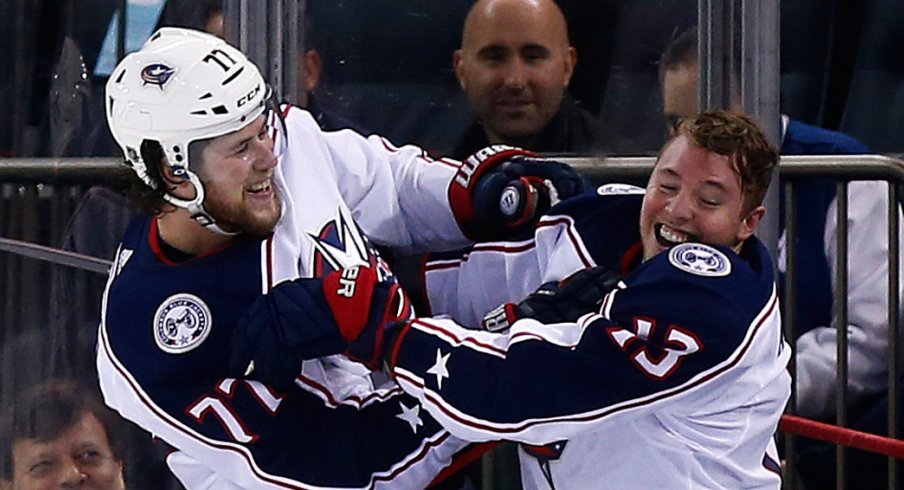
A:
[666, 111, 778, 213]
[0, 380, 126, 480]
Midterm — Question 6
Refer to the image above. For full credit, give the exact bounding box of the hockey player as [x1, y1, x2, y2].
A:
[97, 27, 585, 489]
[233, 111, 791, 489]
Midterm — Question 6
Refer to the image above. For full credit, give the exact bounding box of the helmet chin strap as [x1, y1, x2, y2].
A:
[162, 169, 238, 236]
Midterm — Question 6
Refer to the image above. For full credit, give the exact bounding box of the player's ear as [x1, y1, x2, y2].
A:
[453, 50, 467, 90]
[301, 49, 322, 94]
[563, 47, 577, 85]
[737, 205, 765, 242]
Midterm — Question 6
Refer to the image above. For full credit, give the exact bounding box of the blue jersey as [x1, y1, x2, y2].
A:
[97, 107, 477, 489]
[414, 186, 791, 489]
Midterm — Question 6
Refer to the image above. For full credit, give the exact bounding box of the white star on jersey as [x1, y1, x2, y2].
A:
[396, 402, 423, 433]
[426, 349, 451, 389]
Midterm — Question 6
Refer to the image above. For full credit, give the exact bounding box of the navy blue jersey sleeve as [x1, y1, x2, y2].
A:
[544, 185, 644, 268]
[389, 239, 784, 445]
[97, 217, 467, 489]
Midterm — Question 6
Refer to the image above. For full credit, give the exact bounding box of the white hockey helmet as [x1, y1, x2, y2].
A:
[105, 27, 273, 233]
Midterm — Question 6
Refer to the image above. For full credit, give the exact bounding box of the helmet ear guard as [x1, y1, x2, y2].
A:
[105, 27, 274, 234]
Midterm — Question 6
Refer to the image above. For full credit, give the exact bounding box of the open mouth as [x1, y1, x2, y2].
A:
[246, 179, 272, 195]
[654, 223, 699, 248]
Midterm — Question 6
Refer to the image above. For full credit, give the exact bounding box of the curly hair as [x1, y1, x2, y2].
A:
[668, 111, 779, 214]
[120, 138, 213, 215]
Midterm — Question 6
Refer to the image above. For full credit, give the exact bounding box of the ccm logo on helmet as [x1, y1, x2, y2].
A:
[237, 84, 262, 108]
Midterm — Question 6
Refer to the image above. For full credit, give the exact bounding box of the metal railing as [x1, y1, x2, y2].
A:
[1, 154, 903, 489]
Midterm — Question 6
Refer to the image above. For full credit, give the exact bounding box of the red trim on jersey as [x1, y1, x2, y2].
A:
[414, 319, 507, 356]
[472, 241, 536, 254]
[102, 324, 452, 489]
[149, 218, 177, 265]
[294, 373, 402, 409]
[388, 321, 416, 373]
[148, 218, 237, 265]
[619, 241, 644, 276]
[398, 294, 780, 435]
[537, 216, 594, 268]
[423, 241, 536, 272]
[265, 236, 274, 290]
[426, 442, 498, 488]
[423, 259, 464, 272]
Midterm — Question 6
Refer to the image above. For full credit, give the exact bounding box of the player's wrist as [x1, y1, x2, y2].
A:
[382, 320, 415, 376]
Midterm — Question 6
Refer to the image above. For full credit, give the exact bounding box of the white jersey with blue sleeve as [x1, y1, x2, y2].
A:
[421, 184, 644, 328]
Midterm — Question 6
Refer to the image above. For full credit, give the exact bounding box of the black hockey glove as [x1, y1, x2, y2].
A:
[481, 266, 621, 332]
[228, 266, 412, 389]
[449, 145, 588, 241]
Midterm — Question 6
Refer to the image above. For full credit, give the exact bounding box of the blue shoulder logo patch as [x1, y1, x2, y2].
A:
[154, 293, 212, 354]
[141, 63, 175, 88]
[668, 243, 731, 277]
[596, 183, 644, 195]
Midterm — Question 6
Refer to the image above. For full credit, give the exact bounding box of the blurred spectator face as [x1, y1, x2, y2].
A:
[9, 412, 124, 490]
[205, 9, 225, 38]
[661, 61, 699, 130]
[454, 0, 576, 146]
[661, 60, 741, 130]
[640, 134, 761, 261]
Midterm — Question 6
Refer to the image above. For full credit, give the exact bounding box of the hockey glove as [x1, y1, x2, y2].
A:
[481, 266, 621, 332]
[228, 266, 412, 388]
[321, 266, 413, 370]
[449, 145, 588, 241]
[229, 276, 347, 391]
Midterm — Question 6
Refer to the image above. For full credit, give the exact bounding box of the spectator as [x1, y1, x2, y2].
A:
[0, 380, 126, 490]
[98, 27, 584, 488]
[202, 1, 223, 38]
[298, 4, 370, 134]
[660, 26, 904, 489]
[449, 0, 605, 158]
[240, 111, 790, 489]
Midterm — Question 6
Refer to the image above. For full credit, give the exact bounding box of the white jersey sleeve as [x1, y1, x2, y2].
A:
[422, 187, 643, 328]
[281, 107, 470, 254]
[795, 180, 904, 418]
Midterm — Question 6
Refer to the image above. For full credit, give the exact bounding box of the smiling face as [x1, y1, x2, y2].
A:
[640, 134, 764, 261]
[454, 0, 576, 147]
[10, 412, 124, 490]
[196, 114, 281, 236]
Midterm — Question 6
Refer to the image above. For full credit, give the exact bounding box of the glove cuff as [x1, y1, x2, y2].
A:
[322, 266, 378, 341]
[481, 303, 519, 332]
[385, 320, 415, 375]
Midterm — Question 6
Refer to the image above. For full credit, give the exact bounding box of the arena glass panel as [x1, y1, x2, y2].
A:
[2, 1, 904, 489]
